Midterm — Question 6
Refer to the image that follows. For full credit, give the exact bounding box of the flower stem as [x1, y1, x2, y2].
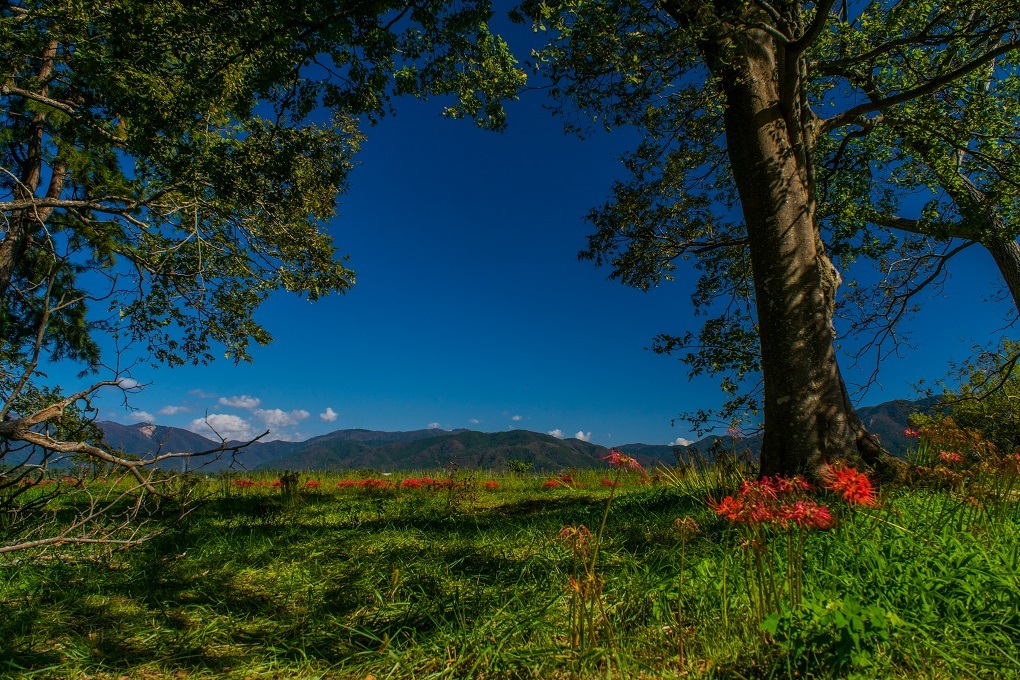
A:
[589, 467, 622, 575]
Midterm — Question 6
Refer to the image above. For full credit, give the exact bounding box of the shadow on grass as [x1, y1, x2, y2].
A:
[0, 601, 66, 674]
[2, 487, 706, 675]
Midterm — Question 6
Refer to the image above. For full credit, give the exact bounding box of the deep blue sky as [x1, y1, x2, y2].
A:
[84, 30, 1014, 446]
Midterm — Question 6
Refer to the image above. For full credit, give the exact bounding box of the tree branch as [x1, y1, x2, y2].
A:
[821, 39, 1020, 133]
[787, 0, 837, 57]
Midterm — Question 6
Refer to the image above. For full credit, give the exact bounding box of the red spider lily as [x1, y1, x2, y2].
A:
[603, 450, 643, 471]
[904, 428, 920, 437]
[233, 478, 256, 488]
[746, 500, 778, 524]
[303, 480, 321, 489]
[712, 495, 746, 522]
[773, 475, 813, 494]
[712, 496, 774, 524]
[399, 478, 423, 489]
[778, 500, 836, 530]
[713, 474, 836, 530]
[419, 477, 457, 489]
[483, 481, 499, 490]
[822, 466, 877, 507]
[939, 451, 964, 464]
[541, 474, 585, 489]
[714, 495, 835, 530]
[270, 480, 283, 488]
[738, 478, 778, 500]
[737, 475, 811, 500]
[600, 477, 620, 488]
[360, 479, 394, 490]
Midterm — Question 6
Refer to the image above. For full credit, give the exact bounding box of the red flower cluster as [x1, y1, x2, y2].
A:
[543, 474, 586, 489]
[603, 450, 643, 471]
[822, 466, 877, 507]
[712, 475, 834, 530]
[232, 478, 257, 488]
[737, 475, 812, 500]
[904, 428, 920, 437]
[781, 500, 836, 529]
[939, 451, 964, 465]
[600, 477, 620, 488]
[332, 477, 501, 491]
[303, 480, 322, 489]
[336, 478, 395, 490]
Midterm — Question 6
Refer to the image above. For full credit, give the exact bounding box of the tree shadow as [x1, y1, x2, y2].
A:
[1, 487, 706, 674]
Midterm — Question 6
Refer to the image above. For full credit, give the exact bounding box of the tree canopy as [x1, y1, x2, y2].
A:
[517, 0, 1020, 475]
[1, 0, 524, 369]
[0, 0, 525, 552]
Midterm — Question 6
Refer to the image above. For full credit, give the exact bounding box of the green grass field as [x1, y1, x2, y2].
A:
[2, 458, 1020, 679]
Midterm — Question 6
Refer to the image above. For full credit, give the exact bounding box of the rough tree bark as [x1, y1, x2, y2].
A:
[986, 234, 1020, 311]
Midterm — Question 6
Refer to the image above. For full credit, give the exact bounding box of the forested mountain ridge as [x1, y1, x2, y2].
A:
[98, 397, 931, 471]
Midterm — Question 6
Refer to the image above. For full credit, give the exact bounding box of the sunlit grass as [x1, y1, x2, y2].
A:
[1, 461, 1019, 678]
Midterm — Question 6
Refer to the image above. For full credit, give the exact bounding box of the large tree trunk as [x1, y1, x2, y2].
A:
[704, 29, 884, 477]
[0, 40, 59, 302]
[983, 233, 1020, 313]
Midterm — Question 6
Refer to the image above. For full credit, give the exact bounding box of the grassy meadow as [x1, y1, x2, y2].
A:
[2, 442, 1020, 679]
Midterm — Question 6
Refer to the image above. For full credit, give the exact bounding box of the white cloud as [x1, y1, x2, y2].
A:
[189, 388, 216, 399]
[320, 407, 339, 422]
[254, 408, 310, 428]
[117, 377, 139, 389]
[469, 418, 480, 425]
[127, 411, 155, 423]
[219, 395, 261, 409]
[188, 413, 253, 441]
[158, 405, 189, 416]
[427, 422, 441, 429]
[574, 431, 592, 442]
[670, 437, 693, 447]
[548, 428, 565, 439]
[512, 414, 523, 421]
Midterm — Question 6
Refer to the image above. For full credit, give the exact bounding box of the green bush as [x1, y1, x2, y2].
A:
[925, 339, 1020, 453]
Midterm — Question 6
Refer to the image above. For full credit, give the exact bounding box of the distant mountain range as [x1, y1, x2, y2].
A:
[98, 397, 933, 472]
